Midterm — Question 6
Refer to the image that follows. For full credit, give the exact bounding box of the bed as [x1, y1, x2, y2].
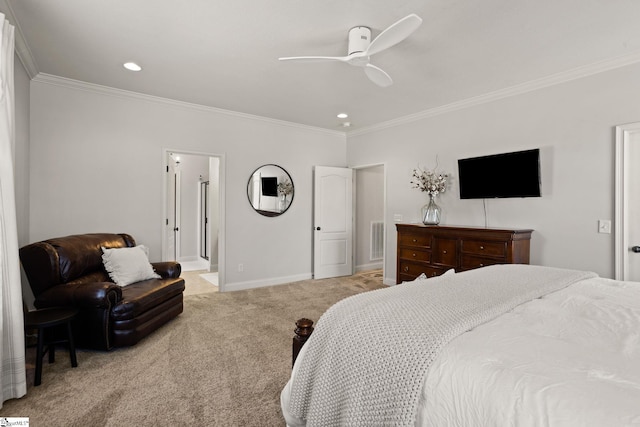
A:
[280, 264, 640, 426]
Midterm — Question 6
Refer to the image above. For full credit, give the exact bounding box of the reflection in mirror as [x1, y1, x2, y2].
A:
[247, 164, 294, 217]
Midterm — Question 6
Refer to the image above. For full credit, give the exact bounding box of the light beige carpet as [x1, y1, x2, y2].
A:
[0, 271, 385, 426]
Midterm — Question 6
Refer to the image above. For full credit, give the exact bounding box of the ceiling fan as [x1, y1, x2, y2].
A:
[279, 14, 423, 88]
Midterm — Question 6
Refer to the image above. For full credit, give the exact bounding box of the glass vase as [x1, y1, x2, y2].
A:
[279, 194, 288, 212]
[422, 194, 441, 225]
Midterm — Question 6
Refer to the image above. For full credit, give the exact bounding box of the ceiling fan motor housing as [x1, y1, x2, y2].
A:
[348, 26, 371, 55]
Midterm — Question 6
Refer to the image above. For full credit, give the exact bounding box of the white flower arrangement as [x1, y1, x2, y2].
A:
[411, 167, 448, 196]
[277, 179, 293, 196]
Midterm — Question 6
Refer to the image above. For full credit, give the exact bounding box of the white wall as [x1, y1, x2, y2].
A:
[348, 62, 640, 283]
[13, 53, 29, 247]
[29, 76, 346, 289]
[13, 53, 33, 306]
[22, 59, 640, 291]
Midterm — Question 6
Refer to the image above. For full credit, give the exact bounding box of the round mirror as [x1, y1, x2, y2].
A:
[247, 164, 294, 217]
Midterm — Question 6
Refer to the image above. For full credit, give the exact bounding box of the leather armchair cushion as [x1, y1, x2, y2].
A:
[111, 277, 185, 321]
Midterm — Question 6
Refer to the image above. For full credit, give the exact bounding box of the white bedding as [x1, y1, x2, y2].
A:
[419, 276, 640, 426]
[282, 272, 640, 426]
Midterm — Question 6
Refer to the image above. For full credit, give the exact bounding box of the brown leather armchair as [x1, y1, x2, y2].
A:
[20, 233, 185, 351]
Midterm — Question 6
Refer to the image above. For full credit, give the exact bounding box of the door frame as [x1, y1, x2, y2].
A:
[161, 148, 227, 290]
[352, 162, 387, 283]
[614, 122, 640, 280]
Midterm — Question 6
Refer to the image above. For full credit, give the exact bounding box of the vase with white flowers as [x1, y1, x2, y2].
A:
[411, 167, 448, 225]
[277, 179, 293, 212]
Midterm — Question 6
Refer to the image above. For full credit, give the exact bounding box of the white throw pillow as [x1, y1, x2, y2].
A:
[101, 245, 161, 286]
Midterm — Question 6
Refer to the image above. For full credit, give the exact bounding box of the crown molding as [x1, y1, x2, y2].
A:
[31, 73, 346, 138]
[349, 50, 640, 137]
[0, 0, 38, 78]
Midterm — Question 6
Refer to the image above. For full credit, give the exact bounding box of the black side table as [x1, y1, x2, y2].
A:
[24, 307, 79, 386]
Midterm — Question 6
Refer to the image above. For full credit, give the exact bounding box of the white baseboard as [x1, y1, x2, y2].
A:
[224, 269, 393, 291]
[224, 273, 313, 292]
[355, 262, 383, 272]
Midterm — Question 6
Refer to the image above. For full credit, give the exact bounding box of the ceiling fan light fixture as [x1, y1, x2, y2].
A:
[123, 62, 142, 72]
[278, 14, 422, 88]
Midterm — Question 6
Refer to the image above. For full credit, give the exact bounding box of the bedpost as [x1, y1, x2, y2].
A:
[292, 318, 314, 367]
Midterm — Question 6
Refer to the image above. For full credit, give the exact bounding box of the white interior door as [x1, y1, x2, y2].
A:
[615, 123, 640, 281]
[314, 166, 354, 279]
[199, 180, 209, 260]
[166, 156, 181, 261]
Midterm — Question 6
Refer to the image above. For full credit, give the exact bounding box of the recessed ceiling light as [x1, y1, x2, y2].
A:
[123, 62, 142, 72]
[337, 113, 348, 119]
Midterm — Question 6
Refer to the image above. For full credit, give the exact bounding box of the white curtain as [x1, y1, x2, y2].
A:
[0, 13, 26, 405]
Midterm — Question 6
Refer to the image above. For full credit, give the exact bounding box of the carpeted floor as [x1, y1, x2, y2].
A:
[0, 271, 385, 426]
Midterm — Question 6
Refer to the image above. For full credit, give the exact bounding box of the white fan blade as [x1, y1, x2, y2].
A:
[278, 55, 349, 63]
[364, 63, 393, 87]
[366, 14, 423, 56]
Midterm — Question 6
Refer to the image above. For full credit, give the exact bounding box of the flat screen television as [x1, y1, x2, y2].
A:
[261, 177, 278, 196]
[458, 149, 541, 199]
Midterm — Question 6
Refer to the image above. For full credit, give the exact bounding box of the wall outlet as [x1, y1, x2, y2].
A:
[393, 214, 403, 222]
[598, 220, 611, 234]
[238, 263, 244, 272]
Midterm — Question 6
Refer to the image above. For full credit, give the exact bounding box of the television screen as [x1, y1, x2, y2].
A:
[261, 177, 278, 196]
[458, 149, 541, 199]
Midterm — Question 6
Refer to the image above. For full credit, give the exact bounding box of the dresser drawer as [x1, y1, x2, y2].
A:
[432, 238, 457, 267]
[461, 240, 506, 258]
[398, 263, 446, 282]
[460, 254, 503, 270]
[398, 247, 431, 263]
[398, 260, 426, 278]
[398, 232, 432, 248]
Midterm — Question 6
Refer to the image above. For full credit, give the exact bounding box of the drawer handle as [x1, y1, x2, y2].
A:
[479, 263, 484, 267]
[412, 253, 417, 257]
[404, 266, 409, 272]
[412, 239, 417, 243]
[443, 250, 447, 254]
[480, 246, 484, 250]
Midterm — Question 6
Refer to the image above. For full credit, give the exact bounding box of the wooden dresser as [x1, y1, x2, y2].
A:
[396, 224, 533, 283]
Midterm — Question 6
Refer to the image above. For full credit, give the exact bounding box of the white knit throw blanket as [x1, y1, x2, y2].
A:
[287, 265, 596, 426]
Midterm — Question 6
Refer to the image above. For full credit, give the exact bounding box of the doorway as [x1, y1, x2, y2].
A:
[162, 149, 226, 291]
[312, 164, 386, 281]
[615, 122, 640, 281]
[167, 155, 181, 261]
[354, 164, 386, 279]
